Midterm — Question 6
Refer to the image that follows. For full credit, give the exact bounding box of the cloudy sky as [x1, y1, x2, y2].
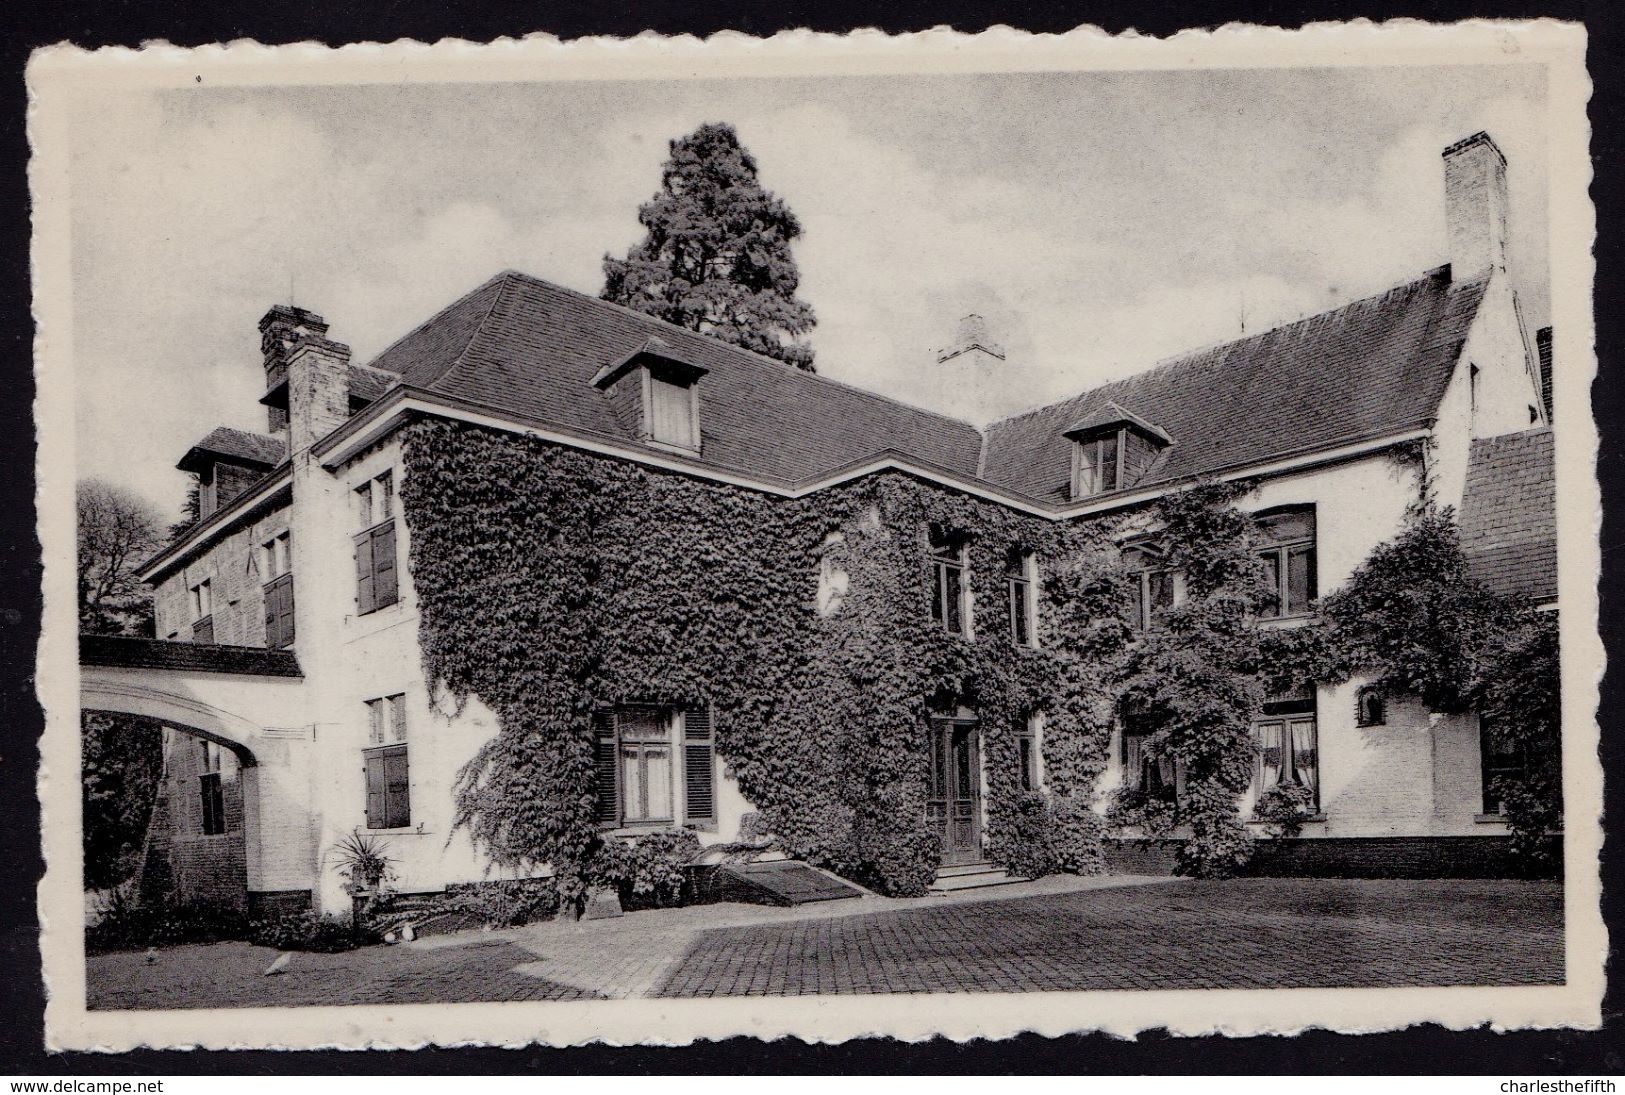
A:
[65, 63, 1549, 519]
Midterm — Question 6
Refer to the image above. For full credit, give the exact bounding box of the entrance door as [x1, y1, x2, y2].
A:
[927, 719, 982, 866]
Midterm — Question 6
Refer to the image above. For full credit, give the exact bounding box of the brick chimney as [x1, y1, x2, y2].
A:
[258, 305, 330, 434]
[936, 313, 1006, 368]
[286, 337, 352, 455]
[1442, 131, 1509, 283]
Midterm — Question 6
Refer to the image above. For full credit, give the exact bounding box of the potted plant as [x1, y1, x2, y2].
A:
[331, 831, 397, 930]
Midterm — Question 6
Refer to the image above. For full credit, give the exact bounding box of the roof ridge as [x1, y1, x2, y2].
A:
[492, 269, 984, 437]
[986, 269, 1447, 432]
[361, 270, 511, 379]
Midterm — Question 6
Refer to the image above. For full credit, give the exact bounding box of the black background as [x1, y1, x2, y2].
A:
[0, 0, 1617, 1075]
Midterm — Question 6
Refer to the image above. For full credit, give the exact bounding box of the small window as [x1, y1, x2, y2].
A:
[1016, 714, 1041, 792]
[816, 532, 849, 617]
[1480, 717, 1532, 816]
[1007, 548, 1037, 648]
[1355, 686, 1385, 727]
[366, 693, 407, 746]
[262, 531, 291, 580]
[593, 703, 715, 828]
[1469, 362, 1481, 419]
[928, 526, 968, 637]
[364, 745, 410, 830]
[189, 579, 213, 643]
[355, 470, 398, 615]
[1124, 544, 1176, 631]
[1256, 506, 1317, 619]
[1121, 709, 1181, 802]
[1255, 683, 1318, 810]
[645, 373, 699, 450]
[1073, 429, 1124, 498]
[198, 740, 226, 836]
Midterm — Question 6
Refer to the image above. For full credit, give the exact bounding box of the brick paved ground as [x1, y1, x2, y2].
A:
[654, 878, 1564, 997]
[87, 876, 1562, 1009]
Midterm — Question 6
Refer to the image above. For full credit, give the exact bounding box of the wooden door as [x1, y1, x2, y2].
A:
[926, 719, 983, 866]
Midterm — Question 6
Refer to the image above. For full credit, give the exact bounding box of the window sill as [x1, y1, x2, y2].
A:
[365, 825, 430, 836]
[641, 438, 702, 457]
[1474, 813, 1510, 825]
[600, 821, 717, 837]
[1247, 812, 1326, 825]
[1256, 614, 1315, 630]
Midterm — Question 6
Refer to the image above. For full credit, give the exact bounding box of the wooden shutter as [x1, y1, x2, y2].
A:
[683, 703, 716, 823]
[364, 750, 386, 828]
[383, 745, 411, 828]
[373, 521, 398, 609]
[355, 532, 376, 615]
[265, 574, 295, 649]
[593, 710, 619, 825]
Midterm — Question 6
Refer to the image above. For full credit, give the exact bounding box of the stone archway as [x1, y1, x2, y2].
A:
[80, 637, 316, 916]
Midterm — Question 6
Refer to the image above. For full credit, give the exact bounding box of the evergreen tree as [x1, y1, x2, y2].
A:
[603, 122, 817, 371]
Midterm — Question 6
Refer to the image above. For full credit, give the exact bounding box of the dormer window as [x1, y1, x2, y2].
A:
[645, 371, 699, 450]
[592, 337, 708, 454]
[1064, 402, 1172, 500]
[1074, 430, 1123, 497]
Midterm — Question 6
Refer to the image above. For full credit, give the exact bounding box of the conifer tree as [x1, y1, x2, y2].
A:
[603, 122, 817, 371]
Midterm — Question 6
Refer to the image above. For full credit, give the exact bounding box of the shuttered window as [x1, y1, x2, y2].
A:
[593, 703, 716, 828]
[264, 572, 295, 649]
[683, 704, 716, 823]
[365, 744, 410, 829]
[355, 520, 398, 615]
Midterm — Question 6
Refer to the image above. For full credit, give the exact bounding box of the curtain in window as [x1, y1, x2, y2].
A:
[618, 706, 673, 822]
[648, 376, 693, 446]
[1288, 717, 1318, 799]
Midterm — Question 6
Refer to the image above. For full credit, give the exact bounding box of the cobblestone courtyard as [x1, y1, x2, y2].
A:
[87, 877, 1564, 1010]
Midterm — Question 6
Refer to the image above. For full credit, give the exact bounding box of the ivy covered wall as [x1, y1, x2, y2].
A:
[399, 420, 1561, 896]
[399, 420, 1132, 898]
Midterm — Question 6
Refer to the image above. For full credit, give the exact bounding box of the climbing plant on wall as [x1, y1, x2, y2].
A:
[1111, 481, 1270, 877]
[400, 420, 1130, 899]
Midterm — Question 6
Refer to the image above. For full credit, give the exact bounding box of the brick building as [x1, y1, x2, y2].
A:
[98, 131, 1559, 915]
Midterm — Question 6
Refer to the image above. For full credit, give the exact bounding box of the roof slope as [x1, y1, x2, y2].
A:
[980, 269, 1489, 503]
[180, 426, 286, 469]
[1459, 427, 1556, 605]
[361, 272, 985, 485]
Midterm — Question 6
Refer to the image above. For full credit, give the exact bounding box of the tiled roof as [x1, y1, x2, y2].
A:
[348, 363, 398, 404]
[980, 268, 1490, 503]
[1458, 427, 1557, 605]
[176, 426, 286, 472]
[80, 633, 303, 678]
[362, 271, 985, 485]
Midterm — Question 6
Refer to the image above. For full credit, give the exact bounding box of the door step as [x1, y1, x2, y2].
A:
[929, 864, 1029, 893]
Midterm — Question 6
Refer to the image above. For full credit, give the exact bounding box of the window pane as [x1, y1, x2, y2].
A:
[1256, 720, 1283, 789]
[644, 744, 673, 819]
[1010, 579, 1030, 645]
[1148, 571, 1174, 616]
[931, 562, 945, 623]
[620, 745, 646, 821]
[377, 473, 393, 518]
[649, 376, 693, 446]
[944, 564, 963, 634]
[1289, 718, 1318, 799]
[929, 728, 946, 798]
[1077, 443, 1097, 495]
[1287, 546, 1315, 613]
[619, 706, 666, 742]
[391, 695, 408, 742]
[1258, 552, 1282, 617]
[356, 483, 373, 529]
[1099, 435, 1119, 492]
[367, 699, 384, 744]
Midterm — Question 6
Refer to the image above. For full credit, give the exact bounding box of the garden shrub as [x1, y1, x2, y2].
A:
[85, 891, 249, 954]
[988, 791, 1056, 879]
[248, 911, 366, 953]
[1047, 793, 1105, 875]
[587, 829, 702, 909]
[446, 877, 561, 927]
[1105, 786, 1177, 838]
[1253, 781, 1317, 839]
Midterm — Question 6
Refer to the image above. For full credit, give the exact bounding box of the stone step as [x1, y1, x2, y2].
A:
[928, 868, 1029, 893]
[934, 861, 998, 878]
